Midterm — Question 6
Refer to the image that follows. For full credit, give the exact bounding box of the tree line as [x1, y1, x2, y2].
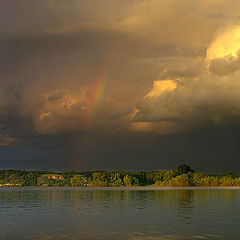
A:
[0, 165, 239, 187]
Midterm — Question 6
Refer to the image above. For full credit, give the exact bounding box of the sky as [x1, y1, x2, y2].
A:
[2, 0, 240, 172]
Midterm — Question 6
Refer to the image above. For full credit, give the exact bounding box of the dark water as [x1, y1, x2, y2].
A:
[0, 187, 240, 240]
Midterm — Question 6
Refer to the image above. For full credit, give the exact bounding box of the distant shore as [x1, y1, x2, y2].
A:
[1, 165, 240, 187]
[1, 186, 240, 191]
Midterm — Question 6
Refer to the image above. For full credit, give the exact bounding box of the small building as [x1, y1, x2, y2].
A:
[41, 174, 64, 181]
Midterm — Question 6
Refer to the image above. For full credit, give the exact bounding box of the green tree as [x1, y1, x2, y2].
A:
[132, 177, 139, 186]
[70, 175, 85, 186]
[173, 174, 192, 186]
[123, 175, 132, 186]
[92, 172, 108, 186]
[176, 164, 194, 175]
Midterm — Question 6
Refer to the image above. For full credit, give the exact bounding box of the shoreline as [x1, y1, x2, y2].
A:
[1, 186, 240, 191]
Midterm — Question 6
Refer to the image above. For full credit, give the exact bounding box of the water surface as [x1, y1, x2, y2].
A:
[0, 187, 240, 240]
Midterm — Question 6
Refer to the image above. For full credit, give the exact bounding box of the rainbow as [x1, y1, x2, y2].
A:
[83, 69, 108, 130]
[71, 67, 108, 168]
[70, 47, 114, 169]
[82, 43, 116, 130]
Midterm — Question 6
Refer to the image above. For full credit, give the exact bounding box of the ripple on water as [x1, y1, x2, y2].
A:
[0, 188, 239, 240]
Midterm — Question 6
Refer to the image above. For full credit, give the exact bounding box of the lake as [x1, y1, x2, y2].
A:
[0, 187, 240, 240]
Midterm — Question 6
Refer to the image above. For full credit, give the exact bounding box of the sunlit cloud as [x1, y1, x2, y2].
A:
[2, 0, 240, 169]
[134, 24, 240, 133]
[207, 26, 240, 60]
[207, 25, 240, 75]
[144, 80, 177, 99]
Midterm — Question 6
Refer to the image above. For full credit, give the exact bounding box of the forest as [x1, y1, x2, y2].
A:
[0, 165, 239, 187]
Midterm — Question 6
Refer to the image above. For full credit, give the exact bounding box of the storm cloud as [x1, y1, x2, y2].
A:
[2, 0, 240, 172]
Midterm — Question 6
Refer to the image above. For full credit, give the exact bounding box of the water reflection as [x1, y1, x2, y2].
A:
[0, 188, 239, 240]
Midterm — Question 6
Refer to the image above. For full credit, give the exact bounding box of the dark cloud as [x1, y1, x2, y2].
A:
[2, 126, 240, 174]
[208, 53, 240, 75]
[2, 0, 240, 171]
